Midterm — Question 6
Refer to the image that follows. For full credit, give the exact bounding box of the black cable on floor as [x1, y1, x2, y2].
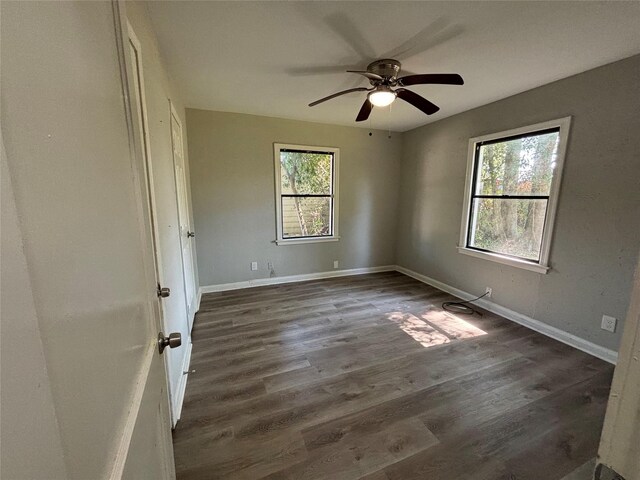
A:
[442, 292, 489, 316]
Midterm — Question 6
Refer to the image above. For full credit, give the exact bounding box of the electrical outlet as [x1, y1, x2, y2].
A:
[251, 261, 258, 271]
[601, 315, 617, 333]
[485, 287, 492, 298]
[333, 260, 339, 269]
[267, 262, 273, 270]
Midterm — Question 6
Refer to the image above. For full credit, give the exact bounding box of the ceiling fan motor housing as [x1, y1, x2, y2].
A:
[367, 59, 401, 83]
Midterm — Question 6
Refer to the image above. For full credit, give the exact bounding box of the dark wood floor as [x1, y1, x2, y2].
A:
[173, 272, 613, 480]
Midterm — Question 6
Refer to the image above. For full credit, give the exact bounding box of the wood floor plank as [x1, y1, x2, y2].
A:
[174, 273, 613, 480]
[174, 430, 308, 480]
[188, 354, 311, 387]
[383, 370, 612, 480]
[263, 365, 324, 393]
[261, 417, 438, 480]
[357, 471, 390, 480]
[561, 458, 596, 480]
[177, 337, 522, 439]
[301, 356, 539, 452]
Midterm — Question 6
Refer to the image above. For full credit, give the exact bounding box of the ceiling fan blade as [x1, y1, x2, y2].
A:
[324, 12, 376, 61]
[398, 74, 464, 87]
[288, 64, 360, 76]
[396, 89, 440, 115]
[309, 87, 369, 107]
[399, 69, 418, 77]
[347, 70, 384, 82]
[355, 99, 373, 122]
[380, 18, 464, 61]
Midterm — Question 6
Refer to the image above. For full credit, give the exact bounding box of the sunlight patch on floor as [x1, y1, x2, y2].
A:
[387, 309, 486, 348]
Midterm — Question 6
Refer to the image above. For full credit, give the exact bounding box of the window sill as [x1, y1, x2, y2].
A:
[276, 236, 340, 246]
[457, 247, 550, 274]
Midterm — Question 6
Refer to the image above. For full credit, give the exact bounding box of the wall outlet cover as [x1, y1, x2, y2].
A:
[333, 260, 339, 269]
[601, 315, 617, 333]
[251, 261, 258, 271]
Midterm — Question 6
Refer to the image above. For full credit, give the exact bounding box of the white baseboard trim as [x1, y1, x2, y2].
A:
[395, 265, 618, 365]
[172, 340, 192, 426]
[198, 265, 396, 295]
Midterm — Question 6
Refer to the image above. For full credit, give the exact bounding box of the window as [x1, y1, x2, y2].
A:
[459, 117, 571, 273]
[274, 143, 339, 245]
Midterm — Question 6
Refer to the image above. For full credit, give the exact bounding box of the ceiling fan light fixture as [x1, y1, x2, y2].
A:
[368, 87, 396, 107]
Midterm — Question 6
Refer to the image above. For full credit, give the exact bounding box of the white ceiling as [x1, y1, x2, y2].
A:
[145, 1, 640, 132]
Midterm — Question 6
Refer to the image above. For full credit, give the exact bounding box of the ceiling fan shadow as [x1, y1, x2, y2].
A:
[320, 13, 464, 65]
[381, 17, 465, 61]
[324, 11, 377, 62]
[287, 12, 462, 84]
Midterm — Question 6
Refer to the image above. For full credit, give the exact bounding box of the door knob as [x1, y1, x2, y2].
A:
[158, 332, 181, 354]
[157, 284, 170, 298]
[187, 231, 195, 238]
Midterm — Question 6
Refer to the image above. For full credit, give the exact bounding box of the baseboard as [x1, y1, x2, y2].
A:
[198, 265, 396, 295]
[394, 265, 618, 365]
[172, 340, 192, 426]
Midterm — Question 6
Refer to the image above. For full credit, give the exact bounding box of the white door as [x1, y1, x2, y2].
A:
[127, 22, 191, 426]
[118, 6, 177, 479]
[170, 106, 197, 330]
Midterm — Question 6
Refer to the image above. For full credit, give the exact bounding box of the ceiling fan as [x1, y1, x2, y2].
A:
[308, 58, 463, 122]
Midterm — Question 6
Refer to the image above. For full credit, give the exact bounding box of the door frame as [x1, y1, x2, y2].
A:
[597, 255, 640, 479]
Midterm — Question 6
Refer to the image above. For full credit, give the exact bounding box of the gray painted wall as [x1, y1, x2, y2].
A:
[1, 134, 67, 479]
[396, 55, 640, 351]
[186, 109, 402, 286]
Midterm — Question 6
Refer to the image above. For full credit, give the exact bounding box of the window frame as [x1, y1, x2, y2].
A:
[458, 117, 571, 274]
[273, 143, 340, 245]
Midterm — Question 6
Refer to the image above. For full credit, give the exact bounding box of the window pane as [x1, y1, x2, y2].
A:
[469, 198, 548, 261]
[475, 131, 559, 196]
[282, 196, 331, 238]
[280, 151, 332, 195]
